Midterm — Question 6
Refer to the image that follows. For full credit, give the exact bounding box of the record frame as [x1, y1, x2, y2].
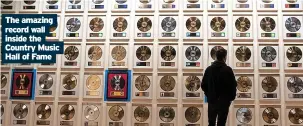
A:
[111, 0, 131, 12]
[258, 45, 279, 70]
[134, 16, 154, 40]
[42, 0, 61, 12]
[58, 103, 77, 126]
[183, 44, 203, 69]
[157, 104, 177, 126]
[110, 16, 130, 40]
[10, 69, 36, 100]
[235, 74, 254, 100]
[182, 104, 203, 126]
[159, 0, 179, 11]
[65, 0, 84, 12]
[182, 73, 203, 100]
[1, 0, 15, 12]
[284, 45, 303, 70]
[285, 75, 303, 101]
[59, 73, 79, 98]
[259, 74, 280, 100]
[257, 15, 279, 40]
[232, 0, 253, 11]
[233, 105, 255, 126]
[1, 72, 9, 98]
[208, 15, 228, 40]
[106, 103, 126, 126]
[282, 0, 303, 11]
[85, 44, 105, 68]
[34, 102, 53, 126]
[19, 0, 39, 12]
[183, 15, 203, 40]
[183, 0, 203, 12]
[158, 15, 179, 40]
[82, 103, 102, 126]
[104, 70, 131, 101]
[88, 0, 107, 12]
[63, 16, 84, 40]
[208, 44, 229, 65]
[87, 15, 106, 40]
[135, 0, 155, 12]
[61, 44, 81, 68]
[208, 0, 228, 12]
[232, 15, 253, 40]
[286, 106, 303, 125]
[35, 72, 56, 98]
[257, 0, 278, 11]
[108, 44, 129, 68]
[282, 15, 303, 40]
[11, 102, 31, 126]
[158, 44, 178, 69]
[259, 105, 281, 126]
[132, 104, 152, 126]
[233, 44, 254, 69]
[157, 73, 178, 100]
[132, 73, 153, 99]
[133, 44, 153, 69]
[83, 73, 103, 98]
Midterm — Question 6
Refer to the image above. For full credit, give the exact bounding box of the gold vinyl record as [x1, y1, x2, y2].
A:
[185, 107, 201, 123]
[159, 106, 175, 122]
[210, 46, 224, 61]
[262, 76, 278, 93]
[237, 76, 252, 92]
[36, 104, 51, 120]
[66, 18, 81, 32]
[88, 46, 102, 61]
[89, 17, 104, 32]
[262, 107, 279, 124]
[160, 75, 176, 91]
[113, 17, 128, 32]
[109, 105, 124, 121]
[260, 17, 276, 32]
[39, 74, 53, 89]
[261, 46, 277, 62]
[111, 46, 127, 61]
[286, 46, 302, 62]
[46, 0, 58, 4]
[136, 46, 151, 61]
[135, 75, 151, 91]
[49, 25, 57, 32]
[84, 105, 100, 121]
[1, 74, 7, 89]
[163, 0, 175, 3]
[24, 0, 35, 5]
[69, 0, 81, 4]
[287, 76, 303, 93]
[60, 104, 75, 120]
[210, 17, 226, 32]
[64, 46, 79, 61]
[134, 105, 150, 122]
[289, 108, 303, 124]
[186, 17, 201, 32]
[188, 0, 199, 3]
[185, 76, 201, 92]
[1, 0, 13, 5]
[212, 0, 223, 3]
[235, 17, 251, 32]
[161, 46, 176, 61]
[137, 17, 152, 32]
[62, 74, 77, 90]
[236, 107, 252, 124]
[16, 74, 30, 90]
[262, 0, 273, 3]
[86, 75, 101, 90]
[0, 104, 3, 117]
[92, 0, 103, 4]
[235, 46, 251, 62]
[13, 103, 28, 119]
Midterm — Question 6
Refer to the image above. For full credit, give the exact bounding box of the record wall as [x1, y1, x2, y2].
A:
[1, 0, 303, 126]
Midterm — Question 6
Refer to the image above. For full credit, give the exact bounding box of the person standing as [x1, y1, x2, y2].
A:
[201, 48, 237, 126]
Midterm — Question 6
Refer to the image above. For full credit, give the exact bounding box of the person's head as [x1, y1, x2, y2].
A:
[216, 48, 227, 62]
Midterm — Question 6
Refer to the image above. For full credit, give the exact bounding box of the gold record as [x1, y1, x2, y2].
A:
[86, 75, 101, 90]
[136, 46, 151, 61]
[262, 76, 278, 93]
[89, 17, 104, 32]
[113, 17, 128, 32]
[111, 46, 127, 61]
[137, 17, 152, 32]
[289, 108, 303, 124]
[235, 46, 251, 62]
[185, 106, 201, 123]
[185, 76, 201, 92]
[262, 107, 279, 124]
[286, 46, 302, 62]
[62, 74, 77, 90]
[210, 17, 226, 32]
[235, 17, 251, 32]
[160, 75, 176, 91]
[237, 76, 252, 92]
[159, 106, 175, 122]
[88, 46, 102, 61]
[13, 103, 28, 119]
[84, 105, 100, 121]
[109, 105, 124, 121]
[161, 46, 176, 61]
[135, 75, 151, 91]
[60, 104, 75, 120]
[134, 105, 150, 122]
[1, 74, 7, 89]
[36, 104, 51, 120]
[260, 17, 276, 32]
[186, 17, 201, 32]
[64, 46, 79, 61]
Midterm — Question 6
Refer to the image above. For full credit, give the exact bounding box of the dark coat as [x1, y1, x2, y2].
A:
[201, 61, 237, 103]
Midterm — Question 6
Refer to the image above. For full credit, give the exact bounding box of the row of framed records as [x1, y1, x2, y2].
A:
[2, 71, 303, 101]
[1, 101, 303, 126]
[45, 15, 303, 40]
[2, 0, 303, 13]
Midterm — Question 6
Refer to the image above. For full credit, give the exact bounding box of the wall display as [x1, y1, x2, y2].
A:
[259, 45, 279, 69]
[34, 103, 53, 126]
[259, 106, 281, 126]
[20, 0, 39, 12]
[64, 16, 83, 39]
[158, 45, 178, 69]
[134, 45, 153, 69]
[46, 16, 60, 40]
[283, 15, 303, 40]
[208, 44, 229, 65]
[11, 102, 30, 126]
[159, 0, 178, 11]
[36, 72, 55, 97]
[135, 0, 154, 11]
[109, 44, 128, 68]
[183, 16, 203, 39]
[39, 58, 57, 68]
[104, 70, 131, 101]
[285, 45, 303, 70]
[82, 104, 101, 126]
[258, 15, 279, 40]
[182, 73, 203, 99]
[159, 16, 179, 39]
[85, 45, 104, 68]
[183, 0, 203, 11]
[110, 16, 130, 39]
[158, 105, 177, 126]
[282, 0, 302, 11]
[259, 75, 280, 100]
[286, 106, 303, 126]
[132, 105, 152, 126]
[10, 69, 36, 100]
[111, 0, 130, 12]
[135, 16, 154, 39]
[183, 105, 203, 126]
[87, 16, 106, 40]
[285, 75, 303, 101]
[62, 45, 81, 68]
[208, 0, 227, 11]
[58, 103, 77, 126]
[0, 102, 5, 125]
[157, 74, 177, 99]
[59, 73, 79, 97]
[84, 74, 103, 98]
[183, 45, 203, 69]
[208, 15, 228, 40]
[65, 0, 84, 12]
[133, 73, 152, 99]
[42, 0, 61, 12]
[88, 0, 106, 11]
[257, 0, 278, 11]
[234, 105, 254, 126]
[107, 104, 126, 126]
[1, 72, 9, 97]
[1, 0, 15, 12]
[235, 75, 254, 100]
[233, 15, 253, 40]
[233, 45, 254, 69]
[232, 0, 253, 11]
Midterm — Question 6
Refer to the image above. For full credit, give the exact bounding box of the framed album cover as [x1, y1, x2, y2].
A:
[10, 69, 36, 100]
[104, 70, 131, 101]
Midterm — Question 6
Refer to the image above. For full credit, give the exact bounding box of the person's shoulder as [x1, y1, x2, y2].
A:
[223, 65, 233, 72]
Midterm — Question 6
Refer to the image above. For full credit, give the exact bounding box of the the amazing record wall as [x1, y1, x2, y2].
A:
[1, 0, 303, 126]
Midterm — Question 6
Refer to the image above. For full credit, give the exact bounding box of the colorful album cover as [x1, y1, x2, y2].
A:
[104, 70, 131, 101]
[10, 69, 36, 100]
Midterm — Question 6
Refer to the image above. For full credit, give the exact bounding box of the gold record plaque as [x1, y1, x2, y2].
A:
[185, 76, 201, 98]
[64, 46, 79, 66]
[159, 106, 175, 125]
[160, 75, 176, 98]
[87, 45, 102, 66]
[86, 75, 101, 96]
[236, 76, 252, 99]
[60, 104, 75, 126]
[62, 74, 77, 96]
[135, 75, 150, 97]
[111, 45, 127, 67]
[235, 46, 252, 67]
[134, 105, 150, 123]
[84, 105, 100, 125]
[261, 76, 278, 99]
[108, 105, 124, 126]
[13, 103, 28, 125]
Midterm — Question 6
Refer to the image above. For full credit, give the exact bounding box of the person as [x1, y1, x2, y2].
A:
[201, 48, 237, 126]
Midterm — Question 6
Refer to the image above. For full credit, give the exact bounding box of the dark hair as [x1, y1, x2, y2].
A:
[216, 48, 227, 61]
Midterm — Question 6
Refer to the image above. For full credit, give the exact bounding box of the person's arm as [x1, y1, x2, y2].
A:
[227, 67, 237, 100]
[201, 68, 209, 96]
